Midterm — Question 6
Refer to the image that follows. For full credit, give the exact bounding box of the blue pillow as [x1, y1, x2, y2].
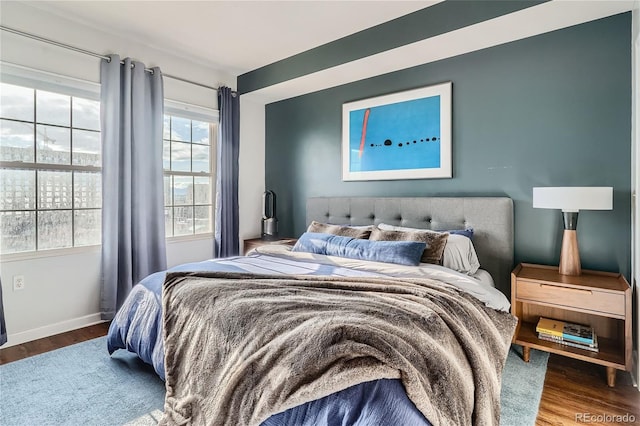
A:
[292, 232, 426, 266]
[444, 228, 474, 239]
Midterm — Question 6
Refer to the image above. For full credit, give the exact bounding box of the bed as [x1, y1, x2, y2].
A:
[107, 196, 516, 426]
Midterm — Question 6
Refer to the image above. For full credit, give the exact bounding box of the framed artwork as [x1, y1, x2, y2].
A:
[342, 82, 452, 181]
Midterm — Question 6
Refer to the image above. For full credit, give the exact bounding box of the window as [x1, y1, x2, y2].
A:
[163, 114, 215, 237]
[0, 82, 101, 255]
[0, 66, 216, 253]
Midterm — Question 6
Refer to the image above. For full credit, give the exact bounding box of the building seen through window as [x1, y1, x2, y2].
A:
[0, 82, 101, 254]
[0, 82, 216, 255]
[163, 114, 215, 237]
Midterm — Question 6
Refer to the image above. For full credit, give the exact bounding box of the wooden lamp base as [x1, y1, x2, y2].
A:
[559, 229, 581, 276]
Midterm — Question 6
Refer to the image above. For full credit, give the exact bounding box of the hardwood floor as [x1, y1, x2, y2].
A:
[537, 354, 640, 425]
[0, 322, 110, 365]
[1, 324, 638, 425]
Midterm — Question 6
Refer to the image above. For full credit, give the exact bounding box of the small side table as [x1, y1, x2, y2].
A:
[243, 237, 298, 255]
[511, 263, 631, 387]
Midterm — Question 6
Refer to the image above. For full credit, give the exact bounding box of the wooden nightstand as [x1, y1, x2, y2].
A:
[511, 263, 631, 387]
[243, 237, 298, 255]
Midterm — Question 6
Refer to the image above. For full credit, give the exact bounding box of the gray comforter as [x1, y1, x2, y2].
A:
[160, 271, 516, 426]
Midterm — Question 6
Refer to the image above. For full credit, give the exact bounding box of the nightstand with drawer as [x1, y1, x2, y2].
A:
[243, 237, 298, 255]
[511, 263, 631, 387]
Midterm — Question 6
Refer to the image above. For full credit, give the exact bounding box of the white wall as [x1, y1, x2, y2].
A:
[1, 249, 102, 346]
[0, 2, 234, 347]
[238, 96, 266, 251]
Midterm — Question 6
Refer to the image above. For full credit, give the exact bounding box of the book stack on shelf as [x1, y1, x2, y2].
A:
[536, 317, 599, 352]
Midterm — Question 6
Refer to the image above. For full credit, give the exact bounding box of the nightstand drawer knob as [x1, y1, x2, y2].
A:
[539, 284, 593, 294]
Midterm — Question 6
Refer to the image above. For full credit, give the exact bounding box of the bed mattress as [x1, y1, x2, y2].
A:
[108, 245, 511, 425]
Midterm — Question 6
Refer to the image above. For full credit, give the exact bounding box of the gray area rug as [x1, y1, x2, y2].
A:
[500, 344, 549, 426]
[0, 337, 548, 426]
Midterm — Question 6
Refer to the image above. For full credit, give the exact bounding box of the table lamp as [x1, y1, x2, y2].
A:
[532, 187, 613, 276]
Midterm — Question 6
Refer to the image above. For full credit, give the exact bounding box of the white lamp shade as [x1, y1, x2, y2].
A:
[532, 187, 613, 212]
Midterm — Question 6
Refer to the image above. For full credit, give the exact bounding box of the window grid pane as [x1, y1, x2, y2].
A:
[74, 209, 101, 247]
[194, 205, 212, 234]
[171, 141, 191, 172]
[37, 209, 72, 250]
[72, 98, 100, 131]
[36, 90, 70, 127]
[37, 170, 72, 209]
[0, 85, 102, 255]
[192, 120, 209, 145]
[163, 139, 171, 170]
[1, 83, 34, 122]
[0, 119, 35, 162]
[164, 207, 173, 237]
[36, 125, 71, 165]
[193, 176, 211, 204]
[173, 206, 194, 236]
[164, 175, 172, 207]
[72, 129, 101, 166]
[170, 116, 190, 142]
[0, 169, 36, 210]
[0, 211, 36, 253]
[73, 171, 101, 209]
[192, 144, 210, 173]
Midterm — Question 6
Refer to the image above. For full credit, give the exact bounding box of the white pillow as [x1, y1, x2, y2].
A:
[377, 223, 480, 275]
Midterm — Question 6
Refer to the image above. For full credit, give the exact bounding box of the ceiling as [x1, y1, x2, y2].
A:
[13, 1, 636, 104]
[28, 0, 438, 75]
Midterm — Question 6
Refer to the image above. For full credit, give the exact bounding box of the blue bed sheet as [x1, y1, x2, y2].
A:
[107, 253, 431, 426]
[107, 260, 249, 380]
[262, 379, 429, 426]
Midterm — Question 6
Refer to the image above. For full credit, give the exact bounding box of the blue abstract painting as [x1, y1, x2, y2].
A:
[342, 82, 451, 181]
[348, 96, 441, 172]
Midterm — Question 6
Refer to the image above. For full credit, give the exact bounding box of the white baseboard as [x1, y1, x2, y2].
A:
[3, 313, 105, 348]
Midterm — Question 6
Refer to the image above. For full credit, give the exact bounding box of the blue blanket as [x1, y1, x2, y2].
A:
[108, 253, 431, 425]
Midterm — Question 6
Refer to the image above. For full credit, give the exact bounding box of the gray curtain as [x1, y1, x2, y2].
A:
[215, 87, 240, 257]
[100, 54, 166, 320]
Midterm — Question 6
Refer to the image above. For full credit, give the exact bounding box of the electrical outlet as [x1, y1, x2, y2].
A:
[13, 275, 25, 291]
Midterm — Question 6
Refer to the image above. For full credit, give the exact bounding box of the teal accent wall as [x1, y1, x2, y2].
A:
[238, 0, 547, 94]
[264, 13, 632, 280]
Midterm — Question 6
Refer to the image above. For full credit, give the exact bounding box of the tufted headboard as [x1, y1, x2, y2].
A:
[306, 197, 514, 296]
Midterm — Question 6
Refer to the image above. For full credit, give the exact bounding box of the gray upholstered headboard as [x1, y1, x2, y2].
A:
[306, 197, 514, 296]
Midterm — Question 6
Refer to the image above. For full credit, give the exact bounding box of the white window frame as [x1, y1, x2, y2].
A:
[163, 100, 218, 242]
[0, 62, 102, 261]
